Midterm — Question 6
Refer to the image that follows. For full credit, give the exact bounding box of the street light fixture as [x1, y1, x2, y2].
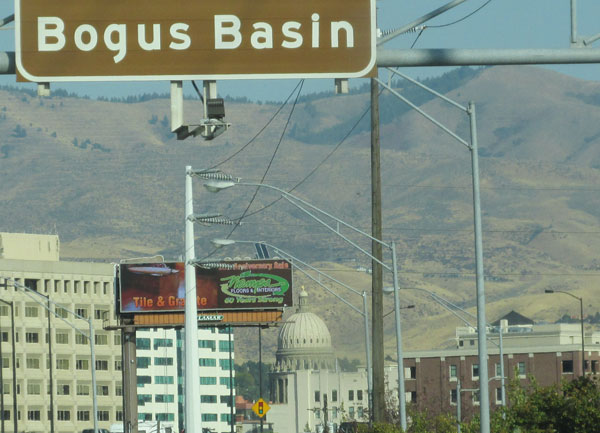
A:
[211, 238, 374, 423]
[377, 68, 490, 433]
[204, 178, 408, 430]
[544, 289, 585, 376]
[184, 166, 246, 433]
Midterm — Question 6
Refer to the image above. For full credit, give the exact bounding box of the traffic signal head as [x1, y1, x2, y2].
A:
[258, 401, 264, 415]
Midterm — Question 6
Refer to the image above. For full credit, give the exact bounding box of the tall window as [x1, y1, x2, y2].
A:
[77, 384, 90, 396]
[57, 384, 70, 395]
[76, 359, 89, 370]
[75, 308, 88, 319]
[136, 338, 151, 350]
[472, 364, 479, 380]
[198, 340, 216, 351]
[154, 357, 173, 366]
[25, 332, 39, 344]
[200, 395, 217, 403]
[97, 411, 109, 421]
[219, 340, 233, 352]
[200, 377, 216, 385]
[25, 306, 38, 318]
[56, 359, 70, 370]
[517, 361, 526, 377]
[27, 383, 41, 395]
[156, 394, 175, 403]
[26, 357, 40, 369]
[219, 359, 233, 370]
[220, 377, 234, 389]
[449, 364, 457, 379]
[137, 357, 151, 369]
[27, 410, 41, 421]
[57, 410, 71, 421]
[153, 338, 173, 350]
[155, 376, 174, 385]
[562, 360, 574, 374]
[96, 385, 109, 396]
[55, 332, 69, 344]
[95, 360, 108, 371]
[95, 334, 108, 345]
[77, 410, 90, 421]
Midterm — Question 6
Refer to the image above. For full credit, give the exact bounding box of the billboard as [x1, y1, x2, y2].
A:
[119, 260, 292, 314]
[15, 0, 375, 82]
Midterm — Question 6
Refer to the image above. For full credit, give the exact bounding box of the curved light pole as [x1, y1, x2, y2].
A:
[545, 289, 585, 376]
[212, 238, 374, 424]
[377, 68, 490, 433]
[202, 177, 407, 431]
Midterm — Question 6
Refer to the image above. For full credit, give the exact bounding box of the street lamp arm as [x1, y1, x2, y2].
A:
[546, 289, 581, 301]
[6, 277, 92, 338]
[212, 238, 374, 418]
[375, 78, 470, 149]
[286, 260, 364, 316]
[386, 68, 468, 112]
[235, 180, 394, 253]
[279, 195, 392, 271]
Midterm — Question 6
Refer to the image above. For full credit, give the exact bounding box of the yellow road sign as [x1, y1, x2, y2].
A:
[252, 398, 270, 418]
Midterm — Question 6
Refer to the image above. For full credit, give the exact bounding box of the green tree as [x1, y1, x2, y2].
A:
[491, 376, 600, 433]
[235, 360, 270, 401]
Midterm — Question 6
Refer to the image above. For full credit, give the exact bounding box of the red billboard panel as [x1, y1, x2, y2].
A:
[119, 260, 292, 314]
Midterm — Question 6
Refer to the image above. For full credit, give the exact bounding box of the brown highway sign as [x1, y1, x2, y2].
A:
[16, 0, 375, 81]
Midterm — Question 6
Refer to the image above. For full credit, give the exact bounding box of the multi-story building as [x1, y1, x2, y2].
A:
[266, 289, 600, 432]
[0, 233, 120, 433]
[0, 232, 235, 433]
[135, 327, 236, 432]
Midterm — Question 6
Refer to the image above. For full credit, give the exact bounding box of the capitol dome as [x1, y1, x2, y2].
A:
[275, 288, 336, 371]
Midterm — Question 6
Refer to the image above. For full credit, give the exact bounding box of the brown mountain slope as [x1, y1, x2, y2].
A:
[1, 65, 600, 362]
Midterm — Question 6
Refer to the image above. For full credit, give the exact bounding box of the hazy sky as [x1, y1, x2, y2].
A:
[2, 0, 600, 100]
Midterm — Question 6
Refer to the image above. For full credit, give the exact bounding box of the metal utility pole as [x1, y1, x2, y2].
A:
[184, 166, 202, 433]
[47, 298, 55, 433]
[0, 320, 4, 433]
[370, 76, 385, 423]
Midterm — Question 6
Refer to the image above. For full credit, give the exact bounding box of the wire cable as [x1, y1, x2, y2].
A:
[199, 80, 305, 260]
[206, 80, 304, 169]
[225, 79, 305, 235]
[427, 0, 494, 28]
[237, 88, 384, 220]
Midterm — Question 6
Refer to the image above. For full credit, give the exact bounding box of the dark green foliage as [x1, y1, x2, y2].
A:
[11, 124, 26, 138]
[491, 376, 600, 433]
[234, 360, 270, 401]
[160, 115, 169, 128]
[338, 357, 361, 372]
[148, 114, 158, 125]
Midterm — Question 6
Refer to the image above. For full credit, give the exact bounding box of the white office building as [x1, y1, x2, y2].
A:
[135, 326, 236, 433]
[0, 232, 235, 433]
